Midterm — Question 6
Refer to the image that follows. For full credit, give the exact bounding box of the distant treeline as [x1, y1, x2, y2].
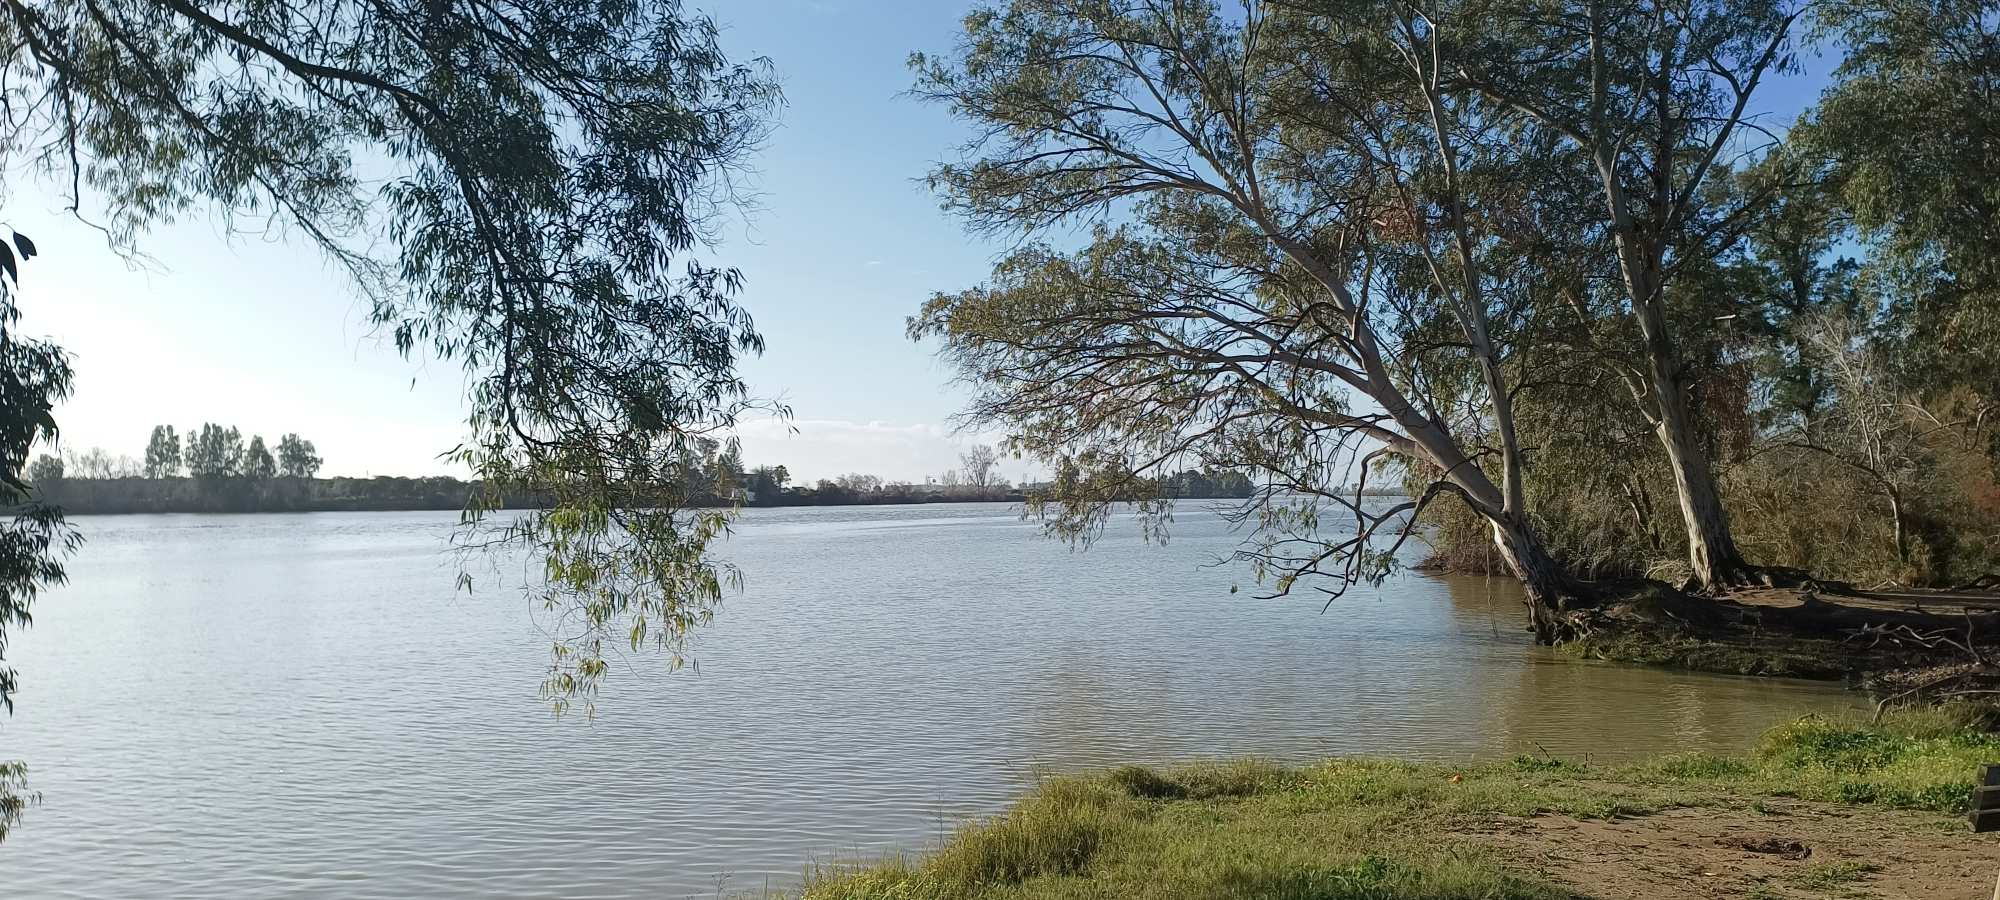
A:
[743, 466, 1257, 507]
[32, 475, 512, 514]
[27, 427, 1258, 514]
[33, 469, 1256, 515]
[30, 443, 1258, 514]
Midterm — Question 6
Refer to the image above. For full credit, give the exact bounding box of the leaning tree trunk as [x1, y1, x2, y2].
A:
[1402, 418, 1591, 643]
[1487, 513, 1591, 644]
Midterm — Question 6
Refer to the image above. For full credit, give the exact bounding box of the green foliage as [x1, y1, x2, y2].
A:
[23, 454, 60, 484]
[1747, 709, 2000, 811]
[0, 227, 74, 845]
[184, 423, 242, 479]
[37, 427, 329, 501]
[1598, 706, 2000, 813]
[1411, 2, 2000, 587]
[909, 0, 1595, 615]
[275, 434, 321, 479]
[1412, 23, 2000, 587]
[143, 425, 180, 478]
[3, 0, 782, 709]
[241, 435, 276, 480]
[1106, 760, 1294, 802]
[1800, 0, 2000, 400]
[1156, 469, 1255, 500]
[925, 779, 1130, 886]
[1104, 766, 1182, 800]
[37, 473, 509, 514]
[1508, 755, 1586, 774]
[0, 759, 29, 842]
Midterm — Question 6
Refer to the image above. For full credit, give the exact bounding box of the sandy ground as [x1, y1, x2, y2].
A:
[1460, 801, 2000, 899]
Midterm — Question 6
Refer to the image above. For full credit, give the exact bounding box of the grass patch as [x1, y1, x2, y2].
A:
[788, 709, 1995, 900]
[1783, 859, 1882, 890]
[1626, 702, 2000, 813]
[1104, 759, 1291, 801]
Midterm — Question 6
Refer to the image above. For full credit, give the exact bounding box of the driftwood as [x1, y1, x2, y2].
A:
[1956, 573, 2000, 591]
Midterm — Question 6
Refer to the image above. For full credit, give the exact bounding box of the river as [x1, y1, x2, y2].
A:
[0, 503, 1861, 898]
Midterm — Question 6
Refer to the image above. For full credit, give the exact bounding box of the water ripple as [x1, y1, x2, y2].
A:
[0, 504, 1860, 897]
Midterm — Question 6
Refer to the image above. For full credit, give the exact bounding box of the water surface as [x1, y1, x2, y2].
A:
[0, 504, 1860, 898]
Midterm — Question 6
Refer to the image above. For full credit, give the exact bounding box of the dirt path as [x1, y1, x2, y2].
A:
[1459, 801, 1999, 899]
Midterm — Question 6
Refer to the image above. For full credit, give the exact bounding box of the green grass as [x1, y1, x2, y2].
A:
[1783, 859, 1882, 891]
[786, 707, 2000, 900]
[1627, 702, 2000, 812]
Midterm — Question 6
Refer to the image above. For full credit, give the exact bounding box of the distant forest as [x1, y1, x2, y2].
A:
[25, 425, 1256, 515]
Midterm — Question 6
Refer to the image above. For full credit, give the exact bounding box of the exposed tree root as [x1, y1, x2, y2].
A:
[1555, 574, 2000, 692]
[1954, 573, 2000, 591]
[1677, 562, 1851, 596]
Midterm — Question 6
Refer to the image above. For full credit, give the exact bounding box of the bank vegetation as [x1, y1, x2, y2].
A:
[908, 0, 2000, 663]
[792, 707, 2000, 900]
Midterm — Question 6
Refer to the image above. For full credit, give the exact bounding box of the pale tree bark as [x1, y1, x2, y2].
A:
[1381, 409, 1584, 641]
[1397, 15, 1584, 630]
[1621, 247, 1751, 588]
[1491, 513, 1583, 642]
[1457, 0, 1796, 591]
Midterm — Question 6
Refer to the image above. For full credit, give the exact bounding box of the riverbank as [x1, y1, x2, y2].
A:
[32, 476, 1025, 515]
[32, 476, 1267, 515]
[1551, 579, 2000, 711]
[791, 708, 2000, 899]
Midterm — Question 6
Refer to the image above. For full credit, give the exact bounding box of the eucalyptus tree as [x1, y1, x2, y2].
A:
[1797, 0, 2000, 406]
[1733, 159, 1862, 433]
[184, 423, 242, 479]
[276, 434, 321, 479]
[911, 0, 1597, 638]
[0, 0, 779, 709]
[22, 454, 60, 483]
[242, 435, 276, 480]
[143, 425, 180, 478]
[1446, 0, 1803, 589]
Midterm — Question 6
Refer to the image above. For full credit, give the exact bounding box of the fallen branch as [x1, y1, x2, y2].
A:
[1953, 573, 2000, 591]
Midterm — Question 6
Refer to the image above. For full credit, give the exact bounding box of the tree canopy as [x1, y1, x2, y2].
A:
[910, 0, 1599, 634]
[0, 0, 782, 713]
[913, 0, 1999, 627]
[1796, 0, 2000, 399]
[0, 229, 72, 841]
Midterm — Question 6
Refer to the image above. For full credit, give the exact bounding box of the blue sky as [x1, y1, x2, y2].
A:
[8, 0, 1840, 483]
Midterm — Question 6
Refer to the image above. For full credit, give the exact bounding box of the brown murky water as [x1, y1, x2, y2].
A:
[0, 504, 1861, 897]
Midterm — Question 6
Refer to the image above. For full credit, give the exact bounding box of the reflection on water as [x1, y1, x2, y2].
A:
[1435, 575, 1834, 764]
[0, 504, 1860, 898]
